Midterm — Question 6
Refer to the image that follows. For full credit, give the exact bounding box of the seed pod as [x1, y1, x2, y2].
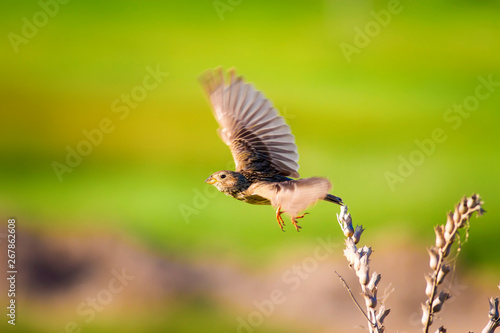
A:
[339, 204, 348, 216]
[421, 303, 431, 326]
[458, 197, 467, 214]
[343, 223, 354, 238]
[434, 225, 445, 248]
[425, 274, 434, 298]
[359, 245, 372, 258]
[340, 211, 354, 237]
[367, 272, 381, 292]
[428, 247, 439, 270]
[364, 291, 377, 309]
[432, 297, 443, 313]
[466, 197, 475, 208]
[439, 291, 451, 302]
[344, 211, 352, 224]
[453, 209, 461, 225]
[357, 257, 369, 285]
[488, 297, 499, 320]
[432, 291, 451, 312]
[353, 225, 364, 244]
[357, 270, 369, 286]
[376, 306, 390, 325]
[437, 264, 450, 285]
[353, 254, 361, 271]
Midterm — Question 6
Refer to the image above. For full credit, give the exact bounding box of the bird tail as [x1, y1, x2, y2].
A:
[324, 193, 343, 206]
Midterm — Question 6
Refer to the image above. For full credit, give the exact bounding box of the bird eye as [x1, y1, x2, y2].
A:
[220, 174, 226, 179]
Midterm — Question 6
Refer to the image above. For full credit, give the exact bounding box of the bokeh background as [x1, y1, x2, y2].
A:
[1, 0, 499, 332]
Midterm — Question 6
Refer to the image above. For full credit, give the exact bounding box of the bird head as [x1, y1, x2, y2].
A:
[204, 170, 239, 192]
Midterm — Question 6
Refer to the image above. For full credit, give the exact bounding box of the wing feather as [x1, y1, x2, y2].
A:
[200, 68, 300, 177]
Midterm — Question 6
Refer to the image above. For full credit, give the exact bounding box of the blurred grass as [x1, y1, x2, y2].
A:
[1, 0, 500, 331]
[20, 298, 308, 333]
[2, 0, 500, 264]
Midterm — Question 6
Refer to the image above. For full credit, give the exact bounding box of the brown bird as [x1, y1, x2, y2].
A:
[201, 68, 343, 231]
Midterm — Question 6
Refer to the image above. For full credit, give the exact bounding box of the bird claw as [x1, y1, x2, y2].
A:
[275, 206, 285, 231]
[276, 207, 309, 231]
[291, 217, 302, 232]
[295, 212, 309, 219]
[291, 212, 309, 231]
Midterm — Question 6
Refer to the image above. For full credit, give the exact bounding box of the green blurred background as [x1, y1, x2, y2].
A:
[1, 0, 499, 332]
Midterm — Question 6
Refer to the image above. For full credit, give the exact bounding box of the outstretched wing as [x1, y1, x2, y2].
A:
[200, 68, 300, 178]
[250, 178, 332, 216]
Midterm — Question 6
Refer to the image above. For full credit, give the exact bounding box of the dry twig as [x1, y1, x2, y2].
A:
[482, 291, 499, 333]
[422, 194, 485, 333]
[337, 206, 390, 333]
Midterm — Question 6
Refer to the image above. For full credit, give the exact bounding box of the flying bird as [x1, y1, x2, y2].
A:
[201, 68, 343, 231]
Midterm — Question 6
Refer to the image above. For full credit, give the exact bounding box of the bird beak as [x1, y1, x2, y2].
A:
[205, 176, 217, 185]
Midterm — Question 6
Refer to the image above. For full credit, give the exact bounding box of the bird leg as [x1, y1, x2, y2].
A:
[276, 208, 309, 231]
[295, 212, 309, 219]
[275, 206, 285, 231]
[291, 213, 309, 231]
[291, 217, 302, 231]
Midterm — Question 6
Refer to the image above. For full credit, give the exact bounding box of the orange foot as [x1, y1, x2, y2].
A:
[291, 217, 302, 231]
[276, 208, 310, 231]
[291, 213, 309, 232]
[275, 206, 285, 231]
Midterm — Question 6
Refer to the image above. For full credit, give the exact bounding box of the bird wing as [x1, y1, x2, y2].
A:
[200, 68, 300, 178]
[249, 178, 331, 216]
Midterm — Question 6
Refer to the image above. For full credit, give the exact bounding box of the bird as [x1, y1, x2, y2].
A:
[201, 68, 343, 231]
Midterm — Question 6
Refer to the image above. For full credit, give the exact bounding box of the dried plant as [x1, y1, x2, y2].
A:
[336, 205, 390, 333]
[421, 194, 485, 332]
[482, 293, 500, 333]
[333, 194, 497, 333]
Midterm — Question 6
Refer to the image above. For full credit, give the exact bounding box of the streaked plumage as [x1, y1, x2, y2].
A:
[201, 68, 343, 231]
